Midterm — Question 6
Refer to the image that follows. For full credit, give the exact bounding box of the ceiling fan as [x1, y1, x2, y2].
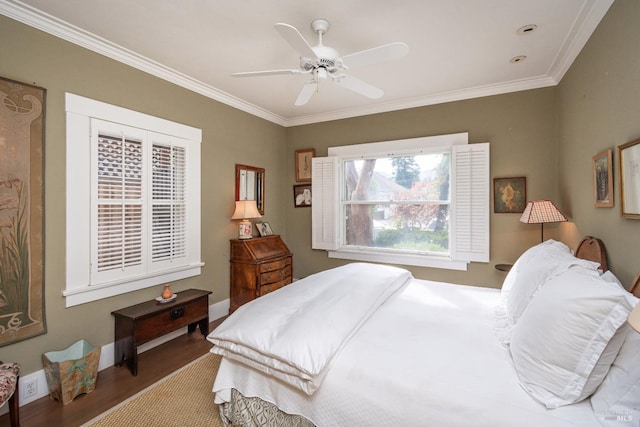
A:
[233, 19, 409, 106]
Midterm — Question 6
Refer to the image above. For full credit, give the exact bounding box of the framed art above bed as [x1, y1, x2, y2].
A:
[592, 149, 613, 208]
[618, 138, 640, 219]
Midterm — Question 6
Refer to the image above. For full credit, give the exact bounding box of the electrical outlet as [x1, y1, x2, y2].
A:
[23, 379, 37, 398]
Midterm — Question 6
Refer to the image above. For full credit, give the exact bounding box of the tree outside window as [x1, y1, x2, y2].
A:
[343, 153, 450, 254]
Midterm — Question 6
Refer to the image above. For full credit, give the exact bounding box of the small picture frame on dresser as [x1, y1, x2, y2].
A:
[256, 222, 273, 237]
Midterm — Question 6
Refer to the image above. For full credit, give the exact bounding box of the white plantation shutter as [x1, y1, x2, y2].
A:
[92, 121, 146, 281]
[151, 143, 187, 263]
[451, 143, 490, 262]
[96, 136, 143, 272]
[312, 157, 340, 250]
[89, 118, 198, 288]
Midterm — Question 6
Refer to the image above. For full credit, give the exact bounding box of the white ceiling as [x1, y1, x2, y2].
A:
[1, 0, 613, 126]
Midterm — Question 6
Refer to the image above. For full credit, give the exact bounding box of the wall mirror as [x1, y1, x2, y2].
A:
[235, 164, 265, 215]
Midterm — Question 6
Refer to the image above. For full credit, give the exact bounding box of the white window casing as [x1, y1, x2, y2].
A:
[311, 133, 490, 270]
[65, 93, 202, 307]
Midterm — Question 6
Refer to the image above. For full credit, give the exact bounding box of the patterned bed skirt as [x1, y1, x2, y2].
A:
[220, 389, 315, 427]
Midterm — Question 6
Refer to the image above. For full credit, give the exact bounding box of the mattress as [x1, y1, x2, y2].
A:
[212, 277, 600, 426]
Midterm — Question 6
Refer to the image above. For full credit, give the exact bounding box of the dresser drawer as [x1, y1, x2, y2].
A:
[134, 298, 207, 344]
[259, 257, 291, 273]
[260, 264, 292, 284]
[259, 278, 291, 296]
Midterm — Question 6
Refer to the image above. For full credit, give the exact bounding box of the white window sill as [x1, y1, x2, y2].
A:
[327, 249, 468, 271]
[63, 263, 204, 307]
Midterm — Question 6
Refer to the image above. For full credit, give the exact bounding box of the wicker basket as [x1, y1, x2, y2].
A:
[42, 339, 101, 404]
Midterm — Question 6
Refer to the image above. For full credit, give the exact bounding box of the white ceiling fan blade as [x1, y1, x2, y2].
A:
[335, 75, 384, 99]
[295, 81, 317, 106]
[275, 23, 318, 59]
[233, 69, 304, 77]
[341, 42, 409, 69]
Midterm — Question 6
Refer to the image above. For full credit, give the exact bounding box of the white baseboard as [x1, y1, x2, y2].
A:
[11, 298, 229, 409]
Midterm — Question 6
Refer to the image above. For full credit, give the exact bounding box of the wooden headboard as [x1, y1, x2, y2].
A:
[629, 273, 640, 298]
[575, 236, 640, 297]
[575, 236, 608, 272]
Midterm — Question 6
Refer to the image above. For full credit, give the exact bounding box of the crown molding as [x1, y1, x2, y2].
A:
[0, 0, 289, 126]
[282, 75, 557, 127]
[547, 0, 614, 82]
[0, 0, 612, 128]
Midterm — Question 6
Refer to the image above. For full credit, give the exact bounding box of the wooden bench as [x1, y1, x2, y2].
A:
[111, 289, 212, 375]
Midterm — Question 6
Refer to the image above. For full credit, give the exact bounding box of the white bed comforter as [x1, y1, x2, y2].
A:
[207, 263, 411, 395]
[211, 267, 601, 427]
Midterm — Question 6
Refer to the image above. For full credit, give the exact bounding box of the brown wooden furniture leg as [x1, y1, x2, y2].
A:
[9, 377, 19, 427]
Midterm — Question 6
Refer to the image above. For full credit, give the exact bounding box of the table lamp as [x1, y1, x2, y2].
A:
[519, 200, 568, 242]
[231, 200, 261, 239]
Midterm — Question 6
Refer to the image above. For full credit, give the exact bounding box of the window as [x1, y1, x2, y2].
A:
[312, 133, 489, 270]
[65, 93, 202, 306]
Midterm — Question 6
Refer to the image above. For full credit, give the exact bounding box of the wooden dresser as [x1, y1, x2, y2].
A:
[230, 235, 292, 313]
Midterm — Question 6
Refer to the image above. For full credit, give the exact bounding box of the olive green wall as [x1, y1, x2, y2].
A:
[285, 88, 560, 287]
[0, 15, 286, 374]
[557, 0, 640, 287]
[4, 0, 638, 379]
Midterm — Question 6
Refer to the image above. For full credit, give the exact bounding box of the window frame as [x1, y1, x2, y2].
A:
[64, 93, 202, 307]
[312, 133, 489, 271]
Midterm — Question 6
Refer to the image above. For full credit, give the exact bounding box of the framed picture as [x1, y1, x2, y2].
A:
[493, 177, 526, 213]
[592, 149, 613, 208]
[295, 148, 315, 182]
[293, 184, 312, 207]
[256, 222, 273, 236]
[618, 138, 640, 219]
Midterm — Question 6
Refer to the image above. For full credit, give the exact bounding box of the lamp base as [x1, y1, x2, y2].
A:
[238, 220, 253, 239]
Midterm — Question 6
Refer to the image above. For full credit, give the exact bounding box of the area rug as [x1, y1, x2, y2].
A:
[83, 353, 223, 427]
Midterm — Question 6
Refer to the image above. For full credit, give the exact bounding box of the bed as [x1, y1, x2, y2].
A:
[207, 237, 640, 427]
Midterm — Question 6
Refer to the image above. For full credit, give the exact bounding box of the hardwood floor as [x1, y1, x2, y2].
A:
[0, 318, 225, 427]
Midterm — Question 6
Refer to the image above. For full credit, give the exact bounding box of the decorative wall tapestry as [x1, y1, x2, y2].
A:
[0, 76, 46, 346]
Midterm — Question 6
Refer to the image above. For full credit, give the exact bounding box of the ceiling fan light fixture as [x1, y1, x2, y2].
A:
[234, 18, 408, 106]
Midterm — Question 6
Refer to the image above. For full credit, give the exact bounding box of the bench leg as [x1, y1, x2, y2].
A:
[187, 318, 209, 336]
[198, 317, 209, 336]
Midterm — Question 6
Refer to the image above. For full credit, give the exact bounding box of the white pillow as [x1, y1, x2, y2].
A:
[591, 319, 640, 425]
[600, 270, 624, 287]
[510, 267, 635, 408]
[495, 240, 600, 344]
